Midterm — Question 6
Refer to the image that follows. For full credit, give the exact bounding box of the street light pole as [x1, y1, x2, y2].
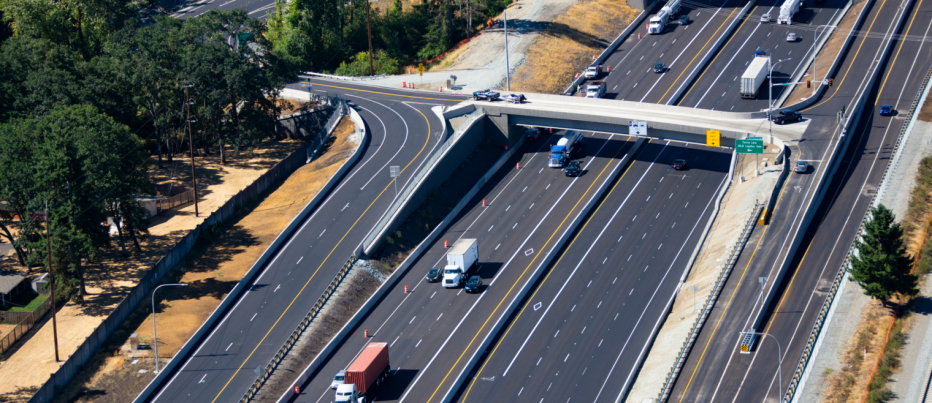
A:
[152, 283, 188, 373]
[365, 0, 374, 76]
[810, 25, 836, 94]
[504, 11, 510, 91]
[768, 58, 790, 142]
[44, 201, 59, 362]
[185, 83, 199, 217]
[740, 331, 784, 401]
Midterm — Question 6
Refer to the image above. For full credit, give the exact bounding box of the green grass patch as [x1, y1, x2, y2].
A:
[2, 293, 48, 312]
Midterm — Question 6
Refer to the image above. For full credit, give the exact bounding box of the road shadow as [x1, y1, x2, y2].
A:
[374, 368, 419, 401]
[476, 262, 503, 280]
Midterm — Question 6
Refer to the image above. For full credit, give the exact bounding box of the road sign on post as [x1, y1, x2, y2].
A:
[736, 139, 764, 154]
[628, 120, 647, 136]
[706, 130, 720, 147]
[418, 63, 425, 76]
[390, 166, 401, 199]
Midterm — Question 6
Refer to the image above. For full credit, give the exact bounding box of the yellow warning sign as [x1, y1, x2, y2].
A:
[706, 130, 721, 147]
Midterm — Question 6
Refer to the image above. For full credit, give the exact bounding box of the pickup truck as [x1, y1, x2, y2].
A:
[502, 93, 527, 104]
[472, 89, 500, 101]
[584, 65, 603, 79]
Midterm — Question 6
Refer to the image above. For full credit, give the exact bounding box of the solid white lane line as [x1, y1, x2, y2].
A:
[319, 229, 325, 238]
[600, 175, 727, 402]
[431, 291, 436, 299]
[297, 256, 303, 264]
[416, 339, 422, 348]
[355, 97, 408, 191]
[391, 336, 400, 348]
[437, 313, 443, 321]
[226, 343, 233, 351]
[250, 313, 257, 321]
[502, 142, 671, 376]
[409, 316, 416, 324]
[199, 374, 207, 383]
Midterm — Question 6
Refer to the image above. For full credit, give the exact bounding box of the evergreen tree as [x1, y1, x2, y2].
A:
[849, 204, 919, 306]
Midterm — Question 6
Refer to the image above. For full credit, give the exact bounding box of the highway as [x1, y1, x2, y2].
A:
[290, 131, 637, 403]
[171, 0, 277, 20]
[678, 0, 850, 111]
[145, 81, 465, 402]
[586, 0, 748, 104]
[668, 0, 931, 399]
[453, 141, 732, 403]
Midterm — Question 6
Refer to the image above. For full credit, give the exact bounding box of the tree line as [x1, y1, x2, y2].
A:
[266, 0, 512, 76]
[0, 1, 295, 302]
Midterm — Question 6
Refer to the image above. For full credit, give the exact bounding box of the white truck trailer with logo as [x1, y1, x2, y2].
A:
[778, 0, 799, 24]
[442, 239, 478, 288]
[740, 56, 769, 99]
[648, 0, 681, 34]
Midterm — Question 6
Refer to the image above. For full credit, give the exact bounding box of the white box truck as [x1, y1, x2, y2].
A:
[585, 80, 606, 98]
[778, 0, 799, 24]
[740, 56, 769, 99]
[648, 0, 681, 34]
[442, 239, 478, 288]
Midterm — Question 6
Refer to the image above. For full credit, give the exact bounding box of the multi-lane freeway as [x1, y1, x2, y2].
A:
[669, 0, 932, 400]
[146, 82, 464, 402]
[139, 0, 932, 401]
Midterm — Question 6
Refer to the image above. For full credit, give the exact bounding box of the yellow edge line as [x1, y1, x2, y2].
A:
[425, 137, 634, 403]
[678, 6, 759, 104]
[803, 0, 889, 112]
[676, 173, 792, 402]
[461, 138, 644, 402]
[657, 7, 740, 104]
[211, 106, 434, 402]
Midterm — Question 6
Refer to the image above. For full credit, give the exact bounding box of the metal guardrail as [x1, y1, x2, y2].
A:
[782, 61, 932, 403]
[361, 108, 485, 251]
[240, 253, 357, 403]
[658, 201, 763, 402]
[657, 200, 764, 402]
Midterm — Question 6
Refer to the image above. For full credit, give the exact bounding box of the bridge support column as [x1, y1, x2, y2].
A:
[485, 112, 524, 149]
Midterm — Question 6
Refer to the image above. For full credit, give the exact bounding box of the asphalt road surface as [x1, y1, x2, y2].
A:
[678, 0, 850, 111]
[453, 141, 732, 403]
[668, 0, 930, 399]
[145, 81, 465, 402]
[584, 0, 747, 104]
[290, 131, 637, 403]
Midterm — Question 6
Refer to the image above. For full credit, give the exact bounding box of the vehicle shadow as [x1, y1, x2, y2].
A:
[375, 368, 419, 401]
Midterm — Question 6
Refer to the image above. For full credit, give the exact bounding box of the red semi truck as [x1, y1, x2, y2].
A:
[334, 343, 391, 403]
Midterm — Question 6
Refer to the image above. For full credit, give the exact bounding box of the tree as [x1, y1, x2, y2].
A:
[848, 204, 919, 307]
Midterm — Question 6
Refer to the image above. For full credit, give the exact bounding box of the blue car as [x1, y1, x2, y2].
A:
[879, 105, 893, 116]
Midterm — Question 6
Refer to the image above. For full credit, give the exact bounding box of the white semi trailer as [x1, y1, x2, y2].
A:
[740, 56, 769, 99]
[442, 239, 478, 288]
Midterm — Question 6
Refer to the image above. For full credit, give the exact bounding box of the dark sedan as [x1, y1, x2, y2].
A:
[673, 158, 688, 170]
[426, 267, 441, 283]
[653, 62, 665, 73]
[464, 276, 483, 293]
[773, 110, 802, 124]
[565, 160, 582, 177]
[879, 105, 893, 116]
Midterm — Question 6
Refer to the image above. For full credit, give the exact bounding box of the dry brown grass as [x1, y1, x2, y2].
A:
[919, 90, 932, 122]
[46, 118, 358, 403]
[510, 0, 638, 94]
[822, 300, 899, 402]
[783, 2, 865, 107]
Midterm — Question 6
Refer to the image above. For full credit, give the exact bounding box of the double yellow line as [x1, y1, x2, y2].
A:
[211, 103, 434, 402]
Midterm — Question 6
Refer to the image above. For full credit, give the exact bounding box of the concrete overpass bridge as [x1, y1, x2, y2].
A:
[442, 92, 808, 148]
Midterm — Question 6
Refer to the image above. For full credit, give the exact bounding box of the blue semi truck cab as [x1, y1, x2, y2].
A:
[549, 131, 583, 168]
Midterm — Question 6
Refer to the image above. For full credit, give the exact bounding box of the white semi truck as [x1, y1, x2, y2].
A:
[585, 80, 606, 98]
[442, 239, 479, 288]
[648, 0, 681, 34]
[778, 0, 799, 24]
[740, 56, 769, 99]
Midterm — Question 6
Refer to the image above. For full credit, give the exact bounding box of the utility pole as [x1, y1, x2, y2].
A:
[504, 11, 510, 91]
[365, 0, 375, 77]
[44, 201, 60, 362]
[185, 83, 199, 217]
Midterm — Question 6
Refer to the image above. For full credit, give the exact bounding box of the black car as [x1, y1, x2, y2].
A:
[679, 15, 690, 25]
[426, 267, 441, 283]
[653, 62, 665, 73]
[673, 159, 688, 170]
[879, 104, 893, 116]
[773, 110, 803, 124]
[526, 128, 542, 141]
[565, 160, 582, 177]
[464, 276, 483, 293]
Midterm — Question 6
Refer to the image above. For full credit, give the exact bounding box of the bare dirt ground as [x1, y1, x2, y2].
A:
[510, 0, 638, 94]
[43, 117, 358, 403]
[625, 145, 783, 402]
[783, 2, 866, 107]
[920, 91, 932, 122]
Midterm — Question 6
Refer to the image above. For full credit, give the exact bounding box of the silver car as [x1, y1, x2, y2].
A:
[787, 32, 798, 42]
[761, 13, 771, 22]
[330, 370, 346, 389]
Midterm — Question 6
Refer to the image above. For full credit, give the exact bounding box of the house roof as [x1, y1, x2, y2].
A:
[0, 270, 26, 295]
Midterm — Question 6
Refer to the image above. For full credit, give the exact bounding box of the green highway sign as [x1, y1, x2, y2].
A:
[736, 139, 764, 154]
